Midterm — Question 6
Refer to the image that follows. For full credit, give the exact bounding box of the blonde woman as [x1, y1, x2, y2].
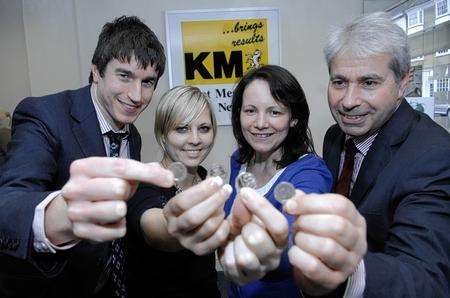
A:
[126, 85, 223, 298]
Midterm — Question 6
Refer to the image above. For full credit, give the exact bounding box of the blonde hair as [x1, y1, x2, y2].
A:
[154, 85, 217, 153]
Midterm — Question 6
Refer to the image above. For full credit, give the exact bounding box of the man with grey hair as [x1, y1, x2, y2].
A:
[285, 12, 450, 297]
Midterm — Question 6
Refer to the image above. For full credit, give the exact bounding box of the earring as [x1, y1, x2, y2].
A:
[290, 119, 298, 127]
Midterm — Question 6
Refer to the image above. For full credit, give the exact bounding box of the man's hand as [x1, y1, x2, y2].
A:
[219, 188, 288, 286]
[46, 157, 174, 244]
[163, 176, 232, 255]
[284, 191, 367, 296]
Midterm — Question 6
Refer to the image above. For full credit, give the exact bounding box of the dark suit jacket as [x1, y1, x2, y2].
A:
[323, 100, 450, 297]
[0, 85, 141, 297]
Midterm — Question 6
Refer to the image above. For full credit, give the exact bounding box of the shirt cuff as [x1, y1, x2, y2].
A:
[32, 191, 79, 253]
[343, 259, 366, 298]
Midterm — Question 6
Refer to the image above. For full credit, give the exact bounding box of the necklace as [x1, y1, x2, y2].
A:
[175, 172, 200, 194]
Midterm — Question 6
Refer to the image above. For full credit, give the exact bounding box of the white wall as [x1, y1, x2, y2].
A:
[2, 0, 363, 175]
[0, 0, 31, 114]
[22, 0, 82, 95]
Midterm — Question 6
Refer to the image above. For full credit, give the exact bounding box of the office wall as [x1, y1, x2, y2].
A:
[0, 0, 31, 114]
[1, 0, 362, 174]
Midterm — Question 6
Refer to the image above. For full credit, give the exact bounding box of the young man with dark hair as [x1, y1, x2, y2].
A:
[0, 16, 173, 298]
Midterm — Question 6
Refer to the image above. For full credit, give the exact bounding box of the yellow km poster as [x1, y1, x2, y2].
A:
[182, 19, 269, 85]
[166, 8, 280, 125]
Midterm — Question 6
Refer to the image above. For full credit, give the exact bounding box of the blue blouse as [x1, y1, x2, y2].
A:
[224, 151, 333, 298]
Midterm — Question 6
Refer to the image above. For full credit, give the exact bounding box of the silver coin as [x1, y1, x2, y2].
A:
[236, 172, 257, 189]
[168, 161, 187, 182]
[208, 163, 227, 181]
[274, 181, 295, 203]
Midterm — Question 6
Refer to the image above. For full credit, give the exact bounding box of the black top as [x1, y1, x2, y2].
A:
[126, 166, 220, 298]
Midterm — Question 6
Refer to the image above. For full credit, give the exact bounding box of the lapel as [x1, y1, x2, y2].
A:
[324, 125, 346, 183]
[69, 85, 106, 158]
[350, 100, 417, 207]
[128, 125, 141, 161]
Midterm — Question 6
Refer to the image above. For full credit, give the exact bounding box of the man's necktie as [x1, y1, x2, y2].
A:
[334, 139, 357, 197]
[107, 131, 128, 158]
[106, 131, 128, 298]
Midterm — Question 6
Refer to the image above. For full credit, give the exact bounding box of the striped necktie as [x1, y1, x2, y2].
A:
[335, 139, 357, 197]
[105, 131, 128, 298]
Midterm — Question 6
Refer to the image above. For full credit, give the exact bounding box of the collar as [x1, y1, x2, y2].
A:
[345, 133, 378, 157]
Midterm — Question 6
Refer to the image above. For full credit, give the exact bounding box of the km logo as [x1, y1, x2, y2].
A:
[185, 51, 243, 80]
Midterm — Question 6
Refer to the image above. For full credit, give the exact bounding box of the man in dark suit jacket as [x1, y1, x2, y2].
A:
[285, 12, 450, 297]
[0, 16, 175, 297]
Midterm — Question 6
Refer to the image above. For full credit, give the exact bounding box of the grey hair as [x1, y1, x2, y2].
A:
[154, 85, 217, 153]
[324, 12, 410, 82]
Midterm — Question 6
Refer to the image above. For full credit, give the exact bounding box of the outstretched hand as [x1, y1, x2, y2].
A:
[162, 176, 232, 255]
[219, 188, 288, 285]
[284, 190, 367, 296]
[53, 158, 174, 243]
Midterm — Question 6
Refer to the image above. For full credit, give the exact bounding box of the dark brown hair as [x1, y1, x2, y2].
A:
[231, 65, 315, 167]
[89, 16, 166, 86]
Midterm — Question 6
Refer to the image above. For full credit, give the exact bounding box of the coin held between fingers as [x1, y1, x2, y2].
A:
[208, 163, 227, 181]
[236, 172, 257, 190]
[169, 161, 187, 182]
[274, 182, 296, 203]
